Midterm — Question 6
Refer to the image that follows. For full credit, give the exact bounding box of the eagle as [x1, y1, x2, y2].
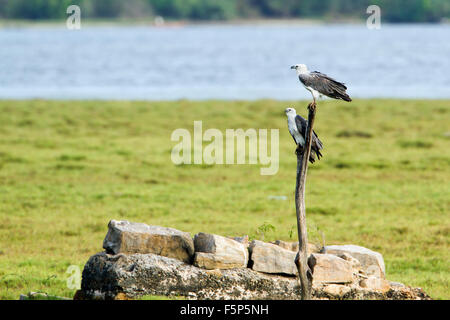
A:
[285, 107, 323, 163]
[291, 64, 351, 105]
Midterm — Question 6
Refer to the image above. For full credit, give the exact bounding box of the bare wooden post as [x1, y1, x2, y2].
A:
[294, 102, 316, 300]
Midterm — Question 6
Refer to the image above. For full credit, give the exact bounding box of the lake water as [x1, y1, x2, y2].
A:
[0, 24, 449, 100]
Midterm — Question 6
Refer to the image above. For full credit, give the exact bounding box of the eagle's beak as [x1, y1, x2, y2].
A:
[290, 66, 296, 69]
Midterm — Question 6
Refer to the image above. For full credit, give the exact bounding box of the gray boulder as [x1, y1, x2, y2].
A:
[80, 252, 301, 300]
[249, 240, 297, 275]
[77, 251, 431, 300]
[308, 253, 354, 285]
[324, 245, 385, 278]
[193, 233, 248, 269]
[359, 276, 391, 292]
[229, 235, 249, 247]
[102, 220, 194, 263]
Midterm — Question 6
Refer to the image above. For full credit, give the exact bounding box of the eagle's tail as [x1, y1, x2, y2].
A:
[316, 149, 323, 160]
[309, 148, 322, 164]
[340, 93, 352, 102]
[329, 79, 352, 102]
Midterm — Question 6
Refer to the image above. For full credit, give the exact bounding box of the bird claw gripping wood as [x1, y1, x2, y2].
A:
[308, 101, 317, 112]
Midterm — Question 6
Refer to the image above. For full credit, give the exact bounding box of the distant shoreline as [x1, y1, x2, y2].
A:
[1, 17, 449, 28]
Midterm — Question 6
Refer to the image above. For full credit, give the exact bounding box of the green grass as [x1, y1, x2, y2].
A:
[0, 99, 448, 300]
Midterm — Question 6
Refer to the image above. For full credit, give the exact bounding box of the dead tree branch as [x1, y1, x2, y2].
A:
[294, 102, 316, 300]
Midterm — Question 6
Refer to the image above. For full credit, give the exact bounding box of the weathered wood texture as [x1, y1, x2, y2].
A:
[294, 103, 316, 300]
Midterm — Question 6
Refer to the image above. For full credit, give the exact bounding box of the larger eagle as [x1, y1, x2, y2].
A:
[291, 64, 351, 105]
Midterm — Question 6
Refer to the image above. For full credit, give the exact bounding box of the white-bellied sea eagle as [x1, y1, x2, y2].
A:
[285, 107, 323, 163]
[291, 64, 351, 105]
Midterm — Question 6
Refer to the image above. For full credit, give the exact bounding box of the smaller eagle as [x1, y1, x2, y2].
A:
[291, 64, 351, 105]
[285, 107, 323, 163]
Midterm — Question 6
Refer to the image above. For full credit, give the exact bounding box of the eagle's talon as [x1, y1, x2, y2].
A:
[308, 101, 317, 111]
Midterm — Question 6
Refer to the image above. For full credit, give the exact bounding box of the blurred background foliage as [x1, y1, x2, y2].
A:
[0, 0, 449, 22]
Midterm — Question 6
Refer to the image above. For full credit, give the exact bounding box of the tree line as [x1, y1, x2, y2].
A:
[0, 0, 448, 22]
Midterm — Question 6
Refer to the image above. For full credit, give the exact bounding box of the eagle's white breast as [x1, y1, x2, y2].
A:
[287, 115, 304, 146]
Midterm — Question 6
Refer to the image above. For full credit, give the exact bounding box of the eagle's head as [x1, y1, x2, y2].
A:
[290, 64, 308, 73]
[285, 107, 296, 117]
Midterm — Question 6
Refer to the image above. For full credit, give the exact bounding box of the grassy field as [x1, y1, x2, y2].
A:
[0, 99, 448, 300]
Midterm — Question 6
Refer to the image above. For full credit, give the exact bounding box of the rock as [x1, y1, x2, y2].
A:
[249, 240, 297, 275]
[389, 281, 406, 288]
[272, 240, 321, 254]
[324, 245, 385, 278]
[359, 276, 390, 293]
[393, 286, 430, 300]
[193, 252, 246, 270]
[336, 252, 362, 271]
[193, 233, 248, 269]
[81, 252, 301, 300]
[194, 252, 222, 270]
[114, 292, 130, 300]
[229, 235, 249, 247]
[322, 284, 352, 298]
[102, 220, 194, 264]
[79, 251, 431, 300]
[308, 253, 354, 285]
[271, 240, 295, 251]
[19, 292, 71, 300]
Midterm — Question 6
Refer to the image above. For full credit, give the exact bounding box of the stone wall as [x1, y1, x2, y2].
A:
[76, 220, 430, 300]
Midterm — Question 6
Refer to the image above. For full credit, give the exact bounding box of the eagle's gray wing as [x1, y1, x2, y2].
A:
[299, 71, 351, 102]
[295, 114, 307, 139]
[295, 115, 324, 163]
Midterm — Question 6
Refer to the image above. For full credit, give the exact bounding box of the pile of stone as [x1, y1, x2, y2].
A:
[76, 220, 430, 300]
